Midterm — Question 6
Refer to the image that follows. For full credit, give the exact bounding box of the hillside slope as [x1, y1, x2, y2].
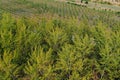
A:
[0, 0, 120, 26]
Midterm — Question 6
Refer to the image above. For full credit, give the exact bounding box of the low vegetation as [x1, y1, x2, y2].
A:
[0, 12, 120, 80]
[0, 0, 120, 80]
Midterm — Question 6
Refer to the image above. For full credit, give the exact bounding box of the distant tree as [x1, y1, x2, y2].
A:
[81, 0, 89, 4]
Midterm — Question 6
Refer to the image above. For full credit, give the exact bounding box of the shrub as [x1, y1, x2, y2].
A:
[0, 13, 119, 80]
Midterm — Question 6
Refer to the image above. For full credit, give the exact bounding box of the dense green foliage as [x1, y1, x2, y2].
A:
[0, 0, 120, 80]
[0, 13, 120, 80]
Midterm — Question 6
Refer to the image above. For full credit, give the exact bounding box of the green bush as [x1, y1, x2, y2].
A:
[0, 13, 120, 80]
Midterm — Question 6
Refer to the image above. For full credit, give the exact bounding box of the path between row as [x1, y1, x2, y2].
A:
[55, 0, 120, 12]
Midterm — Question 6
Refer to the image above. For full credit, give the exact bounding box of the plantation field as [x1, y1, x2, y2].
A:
[60, 0, 120, 12]
[0, 0, 120, 80]
[87, 2, 120, 12]
[0, 0, 120, 26]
